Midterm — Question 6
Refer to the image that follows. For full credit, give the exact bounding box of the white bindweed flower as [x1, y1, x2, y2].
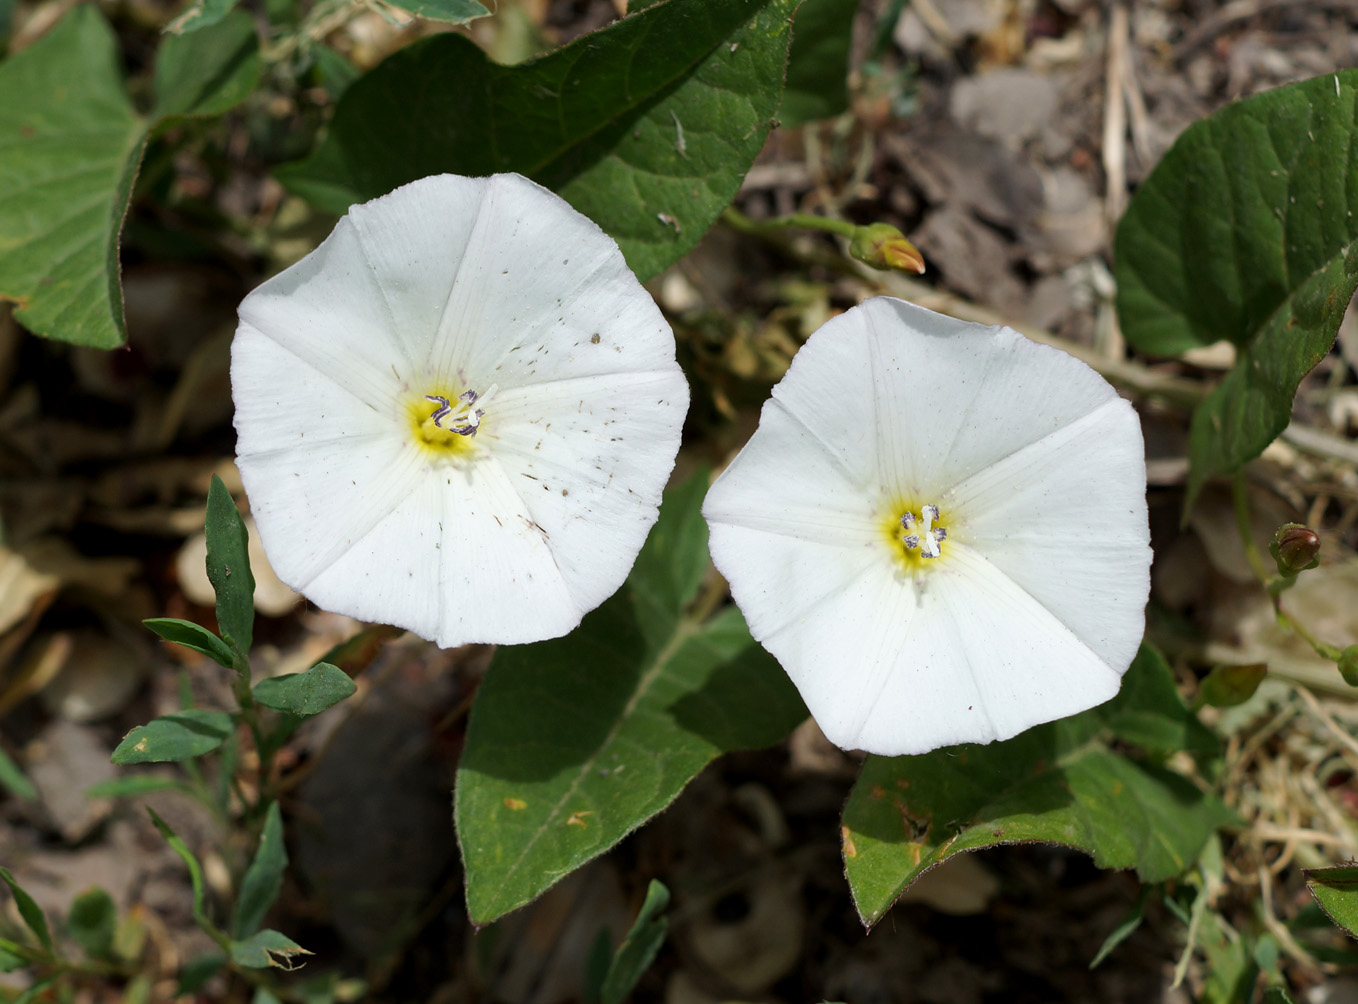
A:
[702, 297, 1151, 756]
[231, 173, 687, 647]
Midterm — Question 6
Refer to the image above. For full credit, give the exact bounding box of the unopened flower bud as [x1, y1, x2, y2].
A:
[1340, 646, 1358, 688]
[1198, 663, 1266, 708]
[849, 223, 926, 274]
[1270, 523, 1321, 577]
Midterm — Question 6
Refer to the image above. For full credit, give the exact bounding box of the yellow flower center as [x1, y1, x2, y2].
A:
[406, 384, 497, 460]
[879, 496, 951, 573]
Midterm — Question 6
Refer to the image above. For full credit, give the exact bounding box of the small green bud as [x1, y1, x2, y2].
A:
[1269, 523, 1320, 577]
[849, 223, 926, 274]
[1197, 663, 1267, 707]
[1340, 646, 1358, 688]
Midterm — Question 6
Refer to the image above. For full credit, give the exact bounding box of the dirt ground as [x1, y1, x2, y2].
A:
[5, 0, 1358, 1001]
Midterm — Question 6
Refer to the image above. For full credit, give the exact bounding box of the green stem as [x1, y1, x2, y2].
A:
[721, 206, 859, 240]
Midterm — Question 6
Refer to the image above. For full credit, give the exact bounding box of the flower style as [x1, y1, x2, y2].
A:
[702, 297, 1151, 756]
[231, 173, 688, 648]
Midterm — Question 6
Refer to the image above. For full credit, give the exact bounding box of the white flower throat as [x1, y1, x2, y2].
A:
[900, 504, 947, 559]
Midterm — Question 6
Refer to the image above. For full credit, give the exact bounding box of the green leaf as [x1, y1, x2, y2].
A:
[455, 473, 807, 925]
[0, 867, 53, 954]
[1115, 70, 1358, 506]
[166, 0, 239, 34]
[600, 880, 669, 1004]
[10, 975, 58, 1004]
[232, 802, 288, 938]
[229, 929, 311, 970]
[252, 662, 355, 718]
[205, 475, 255, 660]
[111, 710, 235, 764]
[152, 10, 262, 119]
[0, 5, 262, 349]
[1099, 646, 1221, 757]
[0, 940, 26, 972]
[85, 775, 197, 798]
[380, 0, 490, 26]
[68, 887, 116, 958]
[1306, 865, 1358, 940]
[0, 746, 36, 801]
[1265, 989, 1297, 1004]
[841, 645, 1237, 926]
[1089, 886, 1147, 969]
[779, 0, 856, 126]
[0, 5, 146, 348]
[276, 0, 798, 280]
[144, 617, 236, 668]
[147, 808, 218, 936]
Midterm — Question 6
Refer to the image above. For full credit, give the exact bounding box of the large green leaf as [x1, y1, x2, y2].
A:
[842, 647, 1235, 926]
[1306, 866, 1358, 940]
[455, 473, 807, 925]
[0, 6, 260, 348]
[276, 0, 798, 280]
[1115, 71, 1358, 505]
[779, 0, 856, 126]
[0, 6, 144, 348]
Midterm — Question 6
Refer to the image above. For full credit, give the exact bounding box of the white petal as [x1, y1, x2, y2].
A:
[237, 216, 406, 411]
[702, 398, 883, 548]
[344, 174, 489, 375]
[426, 174, 678, 387]
[949, 396, 1151, 671]
[486, 369, 687, 615]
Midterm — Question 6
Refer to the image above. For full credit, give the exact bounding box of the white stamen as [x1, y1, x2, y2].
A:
[901, 504, 946, 559]
[426, 383, 499, 436]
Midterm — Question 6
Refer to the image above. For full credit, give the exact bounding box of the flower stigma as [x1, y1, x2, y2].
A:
[408, 383, 499, 459]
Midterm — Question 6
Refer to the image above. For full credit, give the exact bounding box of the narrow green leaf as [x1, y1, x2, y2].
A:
[841, 645, 1238, 927]
[166, 0, 239, 34]
[68, 887, 116, 958]
[205, 475, 254, 660]
[252, 662, 355, 718]
[86, 775, 196, 799]
[1089, 886, 1147, 969]
[0, 867, 53, 954]
[1265, 989, 1297, 1004]
[0, 747, 36, 801]
[229, 929, 311, 969]
[147, 808, 217, 936]
[144, 617, 236, 668]
[232, 802, 288, 938]
[276, 0, 798, 280]
[456, 476, 807, 925]
[1306, 865, 1358, 940]
[1115, 70, 1358, 505]
[0, 940, 26, 972]
[111, 710, 235, 765]
[0, 5, 146, 348]
[601, 880, 669, 1004]
[780, 0, 857, 126]
[152, 10, 262, 120]
[380, 0, 490, 25]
